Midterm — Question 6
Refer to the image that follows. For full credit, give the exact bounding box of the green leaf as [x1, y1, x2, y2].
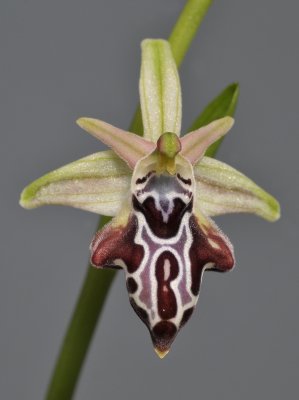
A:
[140, 39, 182, 142]
[20, 151, 131, 215]
[188, 83, 240, 157]
[194, 156, 280, 222]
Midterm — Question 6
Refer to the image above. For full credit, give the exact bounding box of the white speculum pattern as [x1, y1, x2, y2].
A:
[128, 211, 196, 326]
[128, 173, 200, 330]
[136, 175, 192, 223]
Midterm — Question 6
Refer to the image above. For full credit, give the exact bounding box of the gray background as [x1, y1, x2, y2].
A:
[1, 1, 298, 399]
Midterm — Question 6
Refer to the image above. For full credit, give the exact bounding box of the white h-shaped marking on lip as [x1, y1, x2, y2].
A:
[131, 210, 197, 327]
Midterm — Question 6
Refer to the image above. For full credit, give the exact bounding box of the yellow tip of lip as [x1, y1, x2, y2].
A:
[154, 348, 169, 359]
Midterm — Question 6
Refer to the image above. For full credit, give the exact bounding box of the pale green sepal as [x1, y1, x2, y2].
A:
[195, 156, 280, 222]
[181, 117, 234, 165]
[20, 150, 131, 216]
[76, 118, 155, 169]
[140, 39, 182, 142]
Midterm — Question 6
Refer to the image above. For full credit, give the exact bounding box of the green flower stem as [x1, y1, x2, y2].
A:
[169, 0, 213, 67]
[46, 1, 214, 399]
[46, 227, 115, 399]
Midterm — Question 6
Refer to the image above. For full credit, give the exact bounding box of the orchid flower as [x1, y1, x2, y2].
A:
[20, 39, 280, 358]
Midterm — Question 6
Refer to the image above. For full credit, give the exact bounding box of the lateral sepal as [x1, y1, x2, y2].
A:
[194, 156, 280, 222]
[20, 150, 131, 215]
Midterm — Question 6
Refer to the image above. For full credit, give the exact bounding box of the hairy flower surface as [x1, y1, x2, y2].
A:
[20, 39, 280, 358]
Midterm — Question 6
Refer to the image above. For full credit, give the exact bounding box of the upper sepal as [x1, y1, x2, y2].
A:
[20, 150, 131, 216]
[140, 39, 182, 142]
[194, 156, 280, 222]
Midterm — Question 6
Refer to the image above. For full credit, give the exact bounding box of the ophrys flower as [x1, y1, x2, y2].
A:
[20, 39, 280, 358]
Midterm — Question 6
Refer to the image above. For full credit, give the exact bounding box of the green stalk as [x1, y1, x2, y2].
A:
[45, 1, 214, 399]
[45, 218, 115, 400]
[169, 0, 213, 67]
